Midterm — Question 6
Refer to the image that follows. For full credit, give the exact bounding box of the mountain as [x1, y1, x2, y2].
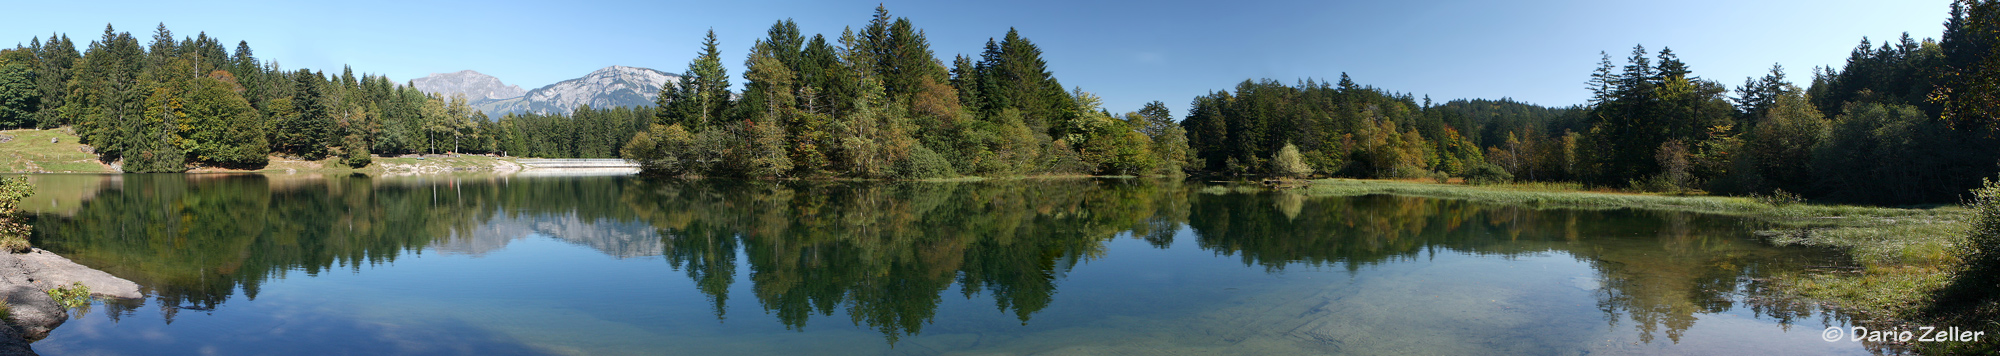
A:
[474, 66, 680, 117]
[408, 70, 526, 102]
[430, 212, 662, 258]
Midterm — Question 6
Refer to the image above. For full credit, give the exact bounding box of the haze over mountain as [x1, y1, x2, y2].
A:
[411, 66, 681, 118]
[407, 70, 526, 102]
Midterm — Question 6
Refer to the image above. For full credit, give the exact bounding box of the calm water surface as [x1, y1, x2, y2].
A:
[17, 174, 1872, 355]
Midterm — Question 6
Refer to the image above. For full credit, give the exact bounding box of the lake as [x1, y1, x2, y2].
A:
[17, 174, 1873, 355]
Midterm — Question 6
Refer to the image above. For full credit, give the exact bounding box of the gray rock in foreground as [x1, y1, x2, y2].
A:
[1, 248, 143, 354]
[0, 252, 66, 341]
[0, 320, 32, 356]
[7, 249, 141, 300]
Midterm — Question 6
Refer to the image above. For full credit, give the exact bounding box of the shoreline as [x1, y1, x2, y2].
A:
[0, 249, 143, 356]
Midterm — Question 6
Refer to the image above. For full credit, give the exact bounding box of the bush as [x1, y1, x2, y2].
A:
[341, 135, 372, 169]
[46, 282, 90, 310]
[893, 144, 956, 180]
[0, 176, 29, 253]
[1928, 178, 2000, 327]
[623, 124, 700, 177]
[1269, 143, 1312, 179]
[1751, 189, 1804, 206]
[1465, 163, 1513, 185]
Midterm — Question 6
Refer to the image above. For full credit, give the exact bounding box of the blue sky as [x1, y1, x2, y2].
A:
[0, 0, 1951, 115]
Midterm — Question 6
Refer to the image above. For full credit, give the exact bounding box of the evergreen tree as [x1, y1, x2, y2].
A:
[274, 69, 332, 158]
[1936, 0, 2000, 131]
[0, 50, 39, 129]
[658, 29, 731, 132]
[70, 25, 149, 163]
[29, 34, 79, 127]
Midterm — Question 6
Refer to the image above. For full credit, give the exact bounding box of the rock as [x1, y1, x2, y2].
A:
[0, 248, 143, 343]
[0, 254, 64, 341]
[0, 319, 35, 356]
[10, 249, 141, 299]
[470, 66, 680, 117]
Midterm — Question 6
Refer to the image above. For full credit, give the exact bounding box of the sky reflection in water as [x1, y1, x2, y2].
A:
[22, 174, 1870, 355]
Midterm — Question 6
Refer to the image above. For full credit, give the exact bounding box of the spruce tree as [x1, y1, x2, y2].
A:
[275, 69, 332, 158]
[657, 29, 731, 132]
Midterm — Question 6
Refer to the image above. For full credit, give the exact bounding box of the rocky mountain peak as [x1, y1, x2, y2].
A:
[475, 66, 681, 117]
[409, 70, 526, 101]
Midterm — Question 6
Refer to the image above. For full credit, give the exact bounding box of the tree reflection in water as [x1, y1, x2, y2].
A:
[30, 174, 1844, 344]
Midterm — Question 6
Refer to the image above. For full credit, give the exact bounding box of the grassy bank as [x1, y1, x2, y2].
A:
[1283, 178, 1983, 352]
[0, 129, 114, 174]
[0, 128, 528, 176]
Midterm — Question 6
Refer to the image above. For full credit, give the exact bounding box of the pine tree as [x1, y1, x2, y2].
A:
[71, 25, 149, 162]
[274, 69, 332, 158]
[0, 50, 40, 129]
[658, 29, 731, 132]
[29, 34, 79, 127]
[1935, 0, 2000, 131]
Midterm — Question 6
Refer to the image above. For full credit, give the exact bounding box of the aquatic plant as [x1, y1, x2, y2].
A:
[45, 282, 90, 310]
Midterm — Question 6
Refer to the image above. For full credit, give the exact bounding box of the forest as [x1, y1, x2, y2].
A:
[622, 7, 1191, 179]
[1184, 0, 2000, 205]
[0, 2, 1997, 203]
[0, 24, 657, 173]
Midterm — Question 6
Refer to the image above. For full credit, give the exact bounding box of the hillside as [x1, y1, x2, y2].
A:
[0, 129, 113, 173]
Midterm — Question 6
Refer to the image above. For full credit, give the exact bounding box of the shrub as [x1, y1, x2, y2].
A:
[46, 282, 90, 310]
[623, 124, 701, 177]
[1269, 143, 1312, 179]
[893, 144, 956, 180]
[1930, 180, 2000, 317]
[341, 135, 372, 169]
[1465, 163, 1513, 185]
[1751, 189, 1805, 206]
[0, 176, 28, 253]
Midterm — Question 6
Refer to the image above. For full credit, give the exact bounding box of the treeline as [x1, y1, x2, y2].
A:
[493, 106, 652, 159]
[0, 24, 651, 173]
[623, 6, 1191, 179]
[1183, 0, 2000, 204]
[1180, 76, 1490, 179]
[1553, 0, 2000, 204]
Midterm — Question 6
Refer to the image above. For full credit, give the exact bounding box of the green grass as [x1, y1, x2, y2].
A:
[0, 234, 24, 253]
[0, 129, 113, 173]
[1291, 178, 1974, 336]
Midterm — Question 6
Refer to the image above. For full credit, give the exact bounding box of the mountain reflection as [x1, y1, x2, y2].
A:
[30, 174, 1841, 343]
